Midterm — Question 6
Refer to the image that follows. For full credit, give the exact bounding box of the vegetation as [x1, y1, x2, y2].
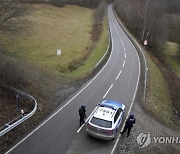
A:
[114, 0, 180, 62]
[21, 0, 111, 8]
[1, 4, 93, 78]
[0, 0, 109, 86]
[0, 2, 108, 89]
[114, 0, 180, 126]
[164, 41, 180, 78]
[67, 18, 108, 78]
[145, 53, 173, 125]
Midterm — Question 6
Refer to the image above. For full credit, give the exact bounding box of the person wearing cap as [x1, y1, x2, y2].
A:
[79, 105, 86, 126]
[121, 114, 136, 137]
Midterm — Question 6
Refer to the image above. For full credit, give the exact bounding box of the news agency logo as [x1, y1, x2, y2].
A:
[137, 132, 180, 148]
[137, 132, 151, 148]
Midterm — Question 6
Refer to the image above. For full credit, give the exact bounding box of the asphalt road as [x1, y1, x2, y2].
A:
[6, 5, 140, 154]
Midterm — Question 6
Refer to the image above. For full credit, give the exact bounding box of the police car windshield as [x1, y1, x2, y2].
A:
[100, 104, 117, 110]
[90, 117, 112, 128]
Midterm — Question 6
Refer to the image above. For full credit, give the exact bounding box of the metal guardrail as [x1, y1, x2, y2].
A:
[0, 85, 37, 137]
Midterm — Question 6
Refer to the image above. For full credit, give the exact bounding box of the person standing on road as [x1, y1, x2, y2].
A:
[121, 114, 136, 137]
[79, 105, 86, 126]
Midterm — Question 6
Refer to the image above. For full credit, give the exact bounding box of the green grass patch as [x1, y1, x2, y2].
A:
[1, 4, 95, 77]
[66, 18, 108, 78]
[145, 53, 173, 125]
[2, 4, 108, 80]
[164, 41, 180, 78]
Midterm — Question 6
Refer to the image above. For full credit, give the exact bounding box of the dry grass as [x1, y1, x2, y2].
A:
[145, 53, 173, 125]
[0, 3, 108, 105]
[2, 4, 94, 76]
[66, 17, 108, 78]
[164, 41, 180, 78]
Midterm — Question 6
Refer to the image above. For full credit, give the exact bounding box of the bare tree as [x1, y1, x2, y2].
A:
[137, 0, 150, 42]
[114, 0, 168, 59]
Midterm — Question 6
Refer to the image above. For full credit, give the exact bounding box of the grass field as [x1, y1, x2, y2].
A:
[2, 4, 108, 79]
[145, 53, 173, 125]
[164, 41, 180, 78]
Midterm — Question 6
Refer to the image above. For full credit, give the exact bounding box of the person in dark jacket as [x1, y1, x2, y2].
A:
[121, 114, 135, 137]
[79, 105, 86, 126]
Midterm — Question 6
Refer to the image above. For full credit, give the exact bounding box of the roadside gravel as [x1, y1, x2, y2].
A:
[115, 101, 180, 154]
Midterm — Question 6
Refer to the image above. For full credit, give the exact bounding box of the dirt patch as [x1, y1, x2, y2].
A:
[91, 24, 102, 43]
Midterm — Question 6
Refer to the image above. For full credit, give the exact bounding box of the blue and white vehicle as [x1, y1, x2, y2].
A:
[86, 100, 125, 140]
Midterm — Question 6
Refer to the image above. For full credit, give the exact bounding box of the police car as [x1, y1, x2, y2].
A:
[86, 100, 125, 140]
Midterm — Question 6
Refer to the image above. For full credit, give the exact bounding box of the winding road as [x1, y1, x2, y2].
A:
[6, 5, 140, 154]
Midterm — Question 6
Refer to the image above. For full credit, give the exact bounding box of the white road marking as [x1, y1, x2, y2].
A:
[116, 70, 122, 80]
[103, 84, 113, 99]
[113, 20, 128, 55]
[124, 53, 126, 59]
[122, 60, 126, 67]
[110, 6, 141, 154]
[111, 55, 140, 154]
[77, 106, 98, 133]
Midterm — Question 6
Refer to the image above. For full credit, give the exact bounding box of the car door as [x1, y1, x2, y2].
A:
[114, 108, 122, 131]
